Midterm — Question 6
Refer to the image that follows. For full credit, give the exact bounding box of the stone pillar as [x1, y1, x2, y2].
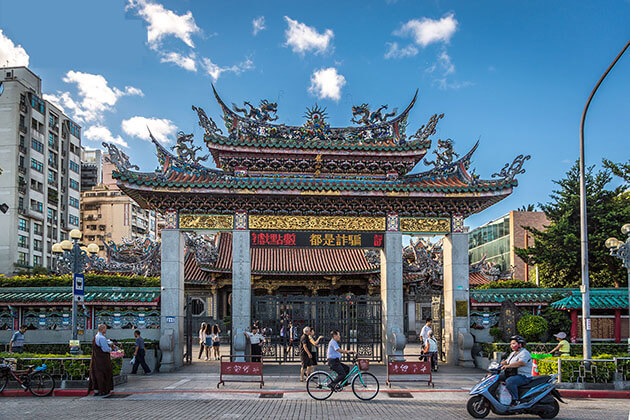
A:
[381, 231, 405, 359]
[231, 229, 251, 357]
[407, 301, 417, 335]
[443, 232, 474, 367]
[159, 228, 185, 372]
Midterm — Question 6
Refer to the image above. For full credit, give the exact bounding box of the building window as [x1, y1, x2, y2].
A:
[33, 239, 42, 251]
[31, 95, 45, 114]
[31, 138, 43, 153]
[49, 112, 58, 128]
[33, 255, 42, 266]
[18, 218, 28, 232]
[69, 161, 80, 173]
[48, 151, 58, 168]
[30, 158, 43, 173]
[69, 197, 80, 208]
[69, 215, 79, 226]
[30, 199, 43, 213]
[17, 252, 28, 265]
[47, 208, 56, 224]
[48, 170, 57, 185]
[48, 132, 58, 149]
[18, 235, 28, 248]
[30, 179, 43, 193]
[69, 179, 79, 191]
[68, 120, 81, 139]
[34, 223, 43, 235]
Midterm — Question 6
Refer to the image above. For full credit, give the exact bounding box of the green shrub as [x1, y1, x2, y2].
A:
[0, 352, 123, 378]
[475, 280, 537, 289]
[537, 354, 628, 383]
[517, 315, 548, 342]
[489, 327, 504, 343]
[0, 273, 160, 288]
[540, 301, 572, 336]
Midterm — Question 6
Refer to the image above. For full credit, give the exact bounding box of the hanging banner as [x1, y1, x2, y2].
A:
[250, 231, 384, 248]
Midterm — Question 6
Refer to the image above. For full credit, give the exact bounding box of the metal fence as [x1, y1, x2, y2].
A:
[556, 357, 630, 383]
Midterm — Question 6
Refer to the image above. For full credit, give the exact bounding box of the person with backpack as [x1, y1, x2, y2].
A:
[423, 331, 439, 372]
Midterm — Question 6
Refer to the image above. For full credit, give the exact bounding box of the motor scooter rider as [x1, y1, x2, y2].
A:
[500, 335, 533, 406]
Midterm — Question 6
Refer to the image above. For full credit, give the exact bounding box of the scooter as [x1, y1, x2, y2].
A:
[467, 362, 565, 419]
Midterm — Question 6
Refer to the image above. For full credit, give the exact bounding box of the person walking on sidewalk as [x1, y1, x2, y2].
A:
[211, 324, 222, 360]
[9, 325, 27, 353]
[88, 324, 114, 398]
[327, 330, 355, 390]
[300, 326, 313, 382]
[419, 318, 432, 347]
[423, 331, 439, 372]
[204, 324, 213, 360]
[198, 322, 207, 360]
[131, 330, 152, 375]
[244, 325, 265, 363]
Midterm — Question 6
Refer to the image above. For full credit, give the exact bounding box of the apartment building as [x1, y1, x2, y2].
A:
[0, 67, 82, 275]
[81, 148, 103, 191]
[80, 157, 158, 258]
[468, 210, 549, 282]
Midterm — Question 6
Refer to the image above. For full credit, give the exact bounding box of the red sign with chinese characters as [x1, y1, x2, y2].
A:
[250, 232, 384, 248]
[220, 362, 262, 376]
[387, 361, 430, 375]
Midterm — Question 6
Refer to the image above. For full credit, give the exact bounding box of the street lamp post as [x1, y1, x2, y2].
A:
[605, 223, 630, 352]
[52, 230, 99, 347]
[578, 39, 630, 360]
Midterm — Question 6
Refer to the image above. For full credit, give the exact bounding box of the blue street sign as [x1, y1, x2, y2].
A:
[73, 273, 85, 302]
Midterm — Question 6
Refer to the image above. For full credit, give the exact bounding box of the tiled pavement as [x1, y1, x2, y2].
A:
[2, 396, 629, 419]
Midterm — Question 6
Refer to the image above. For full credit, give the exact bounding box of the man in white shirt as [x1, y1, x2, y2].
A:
[244, 326, 265, 362]
[419, 318, 432, 346]
[327, 330, 354, 390]
[500, 335, 533, 405]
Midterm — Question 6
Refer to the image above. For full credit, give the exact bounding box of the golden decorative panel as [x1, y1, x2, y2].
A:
[179, 214, 233, 230]
[248, 215, 386, 231]
[399, 217, 451, 233]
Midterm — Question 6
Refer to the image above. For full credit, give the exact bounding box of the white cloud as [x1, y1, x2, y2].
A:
[42, 94, 65, 114]
[426, 50, 455, 75]
[394, 13, 458, 47]
[284, 16, 333, 55]
[126, 0, 200, 50]
[308, 67, 346, 102]
[160, 51, 197, 71]
[252, 16, 266, 35]
[384, 42, 418, 59]
[48, 71, 143, 124]
[121, 116, 177, 144]
[0, 29, 29, 67]
[85, 125, 128, 148]
[200, 57, 254, 82]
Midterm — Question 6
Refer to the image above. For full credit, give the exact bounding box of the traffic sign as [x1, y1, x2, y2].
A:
[73, 273, 85, 302]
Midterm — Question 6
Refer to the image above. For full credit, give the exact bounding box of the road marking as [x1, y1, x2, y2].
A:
[165, 379, 191, 389]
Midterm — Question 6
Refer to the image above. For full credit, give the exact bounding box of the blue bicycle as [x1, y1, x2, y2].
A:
[306, 356, 379, 401]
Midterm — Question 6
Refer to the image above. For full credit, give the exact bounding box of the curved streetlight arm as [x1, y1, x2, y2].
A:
[579, 39, 630, 360]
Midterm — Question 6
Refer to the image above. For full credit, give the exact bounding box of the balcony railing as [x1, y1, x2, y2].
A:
[19, 125, 27, 134]
[18, 166, 26, 174]
[18, 145, 27, 154]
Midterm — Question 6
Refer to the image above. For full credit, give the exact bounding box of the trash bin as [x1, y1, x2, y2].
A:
[531, 353, 553, 376]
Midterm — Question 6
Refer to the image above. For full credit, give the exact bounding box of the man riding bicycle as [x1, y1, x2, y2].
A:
[327, 330, 355, 390]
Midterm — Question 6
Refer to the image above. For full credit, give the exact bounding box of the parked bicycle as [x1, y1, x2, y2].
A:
[0, 358, 55, 397]
[306, 356, 379, 401]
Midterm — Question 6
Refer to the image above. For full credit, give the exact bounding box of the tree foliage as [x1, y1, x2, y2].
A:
[475, 280, 537, 289]
[603, 159, 630, 184]
[515, 162, 630, 288]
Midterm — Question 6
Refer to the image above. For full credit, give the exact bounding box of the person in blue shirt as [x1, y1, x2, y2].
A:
[9, 325, 27, 353]
[88, 324, 114, 397]
[327, 329, 355, 390]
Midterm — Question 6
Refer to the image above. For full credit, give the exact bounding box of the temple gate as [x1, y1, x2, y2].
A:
[106, 86, 528, 371]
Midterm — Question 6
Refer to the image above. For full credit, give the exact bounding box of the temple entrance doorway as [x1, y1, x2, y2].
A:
[252, 294, 382, 363]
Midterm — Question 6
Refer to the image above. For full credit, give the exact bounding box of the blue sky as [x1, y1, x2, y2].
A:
[1, 0, 629, 229]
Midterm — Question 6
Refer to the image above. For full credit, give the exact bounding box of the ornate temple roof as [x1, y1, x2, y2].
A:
[550, 289, 629, 310]
[107, 87, 530, 217]
[0, 287, 160, 306]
